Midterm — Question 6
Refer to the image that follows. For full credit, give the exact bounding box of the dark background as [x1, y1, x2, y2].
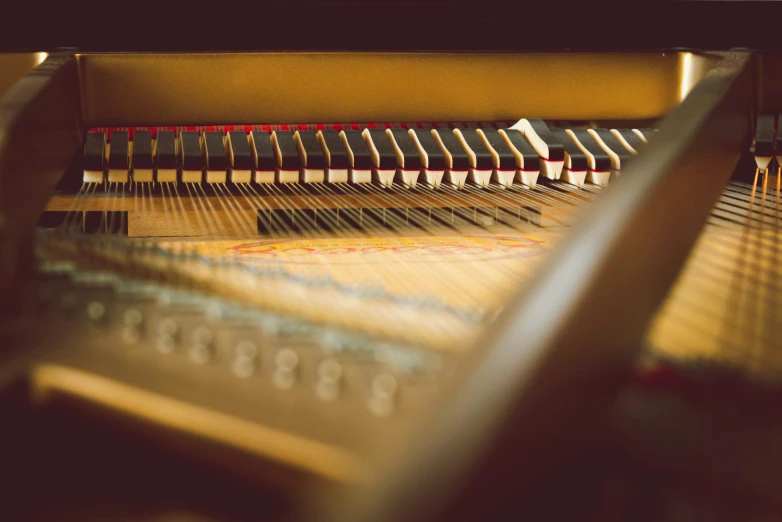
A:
[3, 1, 782, 52]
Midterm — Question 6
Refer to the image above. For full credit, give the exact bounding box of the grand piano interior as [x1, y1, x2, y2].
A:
[2, 6, 782, 520]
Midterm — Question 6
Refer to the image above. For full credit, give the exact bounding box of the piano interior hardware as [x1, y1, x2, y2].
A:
[47, 119, 649, 237]
[3, 50, 776, 520]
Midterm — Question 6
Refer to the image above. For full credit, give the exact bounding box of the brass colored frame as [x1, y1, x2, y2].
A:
[76, 52, 715, 126]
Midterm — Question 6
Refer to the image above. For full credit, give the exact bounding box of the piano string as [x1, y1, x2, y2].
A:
[38, 118, 651, 350]
[646, 115, 782, 383]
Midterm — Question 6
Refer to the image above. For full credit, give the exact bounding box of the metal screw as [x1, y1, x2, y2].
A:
[123, 307, 143, 327]
[368, 373, 398, 417]
[273, 368, 296, 390]
[235, 340, 258, 359]
[86, 301, 106, 321]
[191, 327, 213, 346]
[318, 359, 343, 381]
[371, 374, 398, 399]
[158, 319, 178, 338]
[316, 379, 340, 401]
[315, 359, 343, 401]
[275, 349, 299, 372]
[232, 356, 255, 378]
[232, 340, 259, 378]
